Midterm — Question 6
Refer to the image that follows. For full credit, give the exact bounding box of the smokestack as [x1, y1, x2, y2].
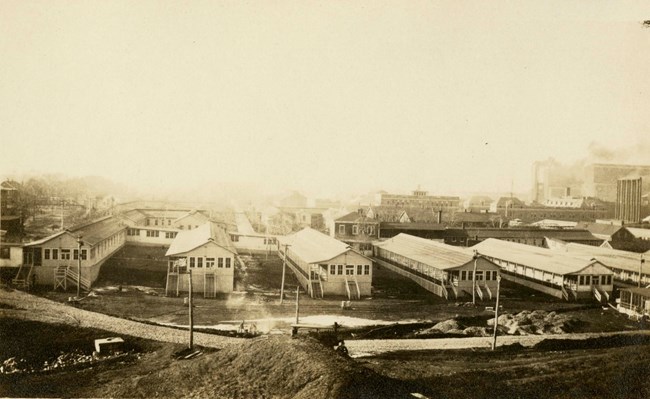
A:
[565, 187, 571, 197]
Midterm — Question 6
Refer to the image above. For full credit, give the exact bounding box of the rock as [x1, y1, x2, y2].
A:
[431, 319, 461, 333]
[463, 326, 488, 337]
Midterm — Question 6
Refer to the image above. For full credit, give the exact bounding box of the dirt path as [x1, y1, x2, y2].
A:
[347, 329, 650, 357]
[0, 288, 244, 349]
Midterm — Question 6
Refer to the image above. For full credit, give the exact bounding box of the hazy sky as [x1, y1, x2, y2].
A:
[2, 1, 649, 198]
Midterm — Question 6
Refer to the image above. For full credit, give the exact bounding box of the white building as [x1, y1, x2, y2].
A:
[278, 227, 372, 299]
[165, 222, 237, 298]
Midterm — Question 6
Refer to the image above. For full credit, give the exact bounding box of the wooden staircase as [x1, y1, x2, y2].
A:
[592, 287, 609, 304]
[53, 265, 90, 292]
[165, 271, 180, 297]
[475, 284, 484, 301]
[345, 276, 360, 300]
[12, 264, 34, 290]
[483, 282, 493, 300]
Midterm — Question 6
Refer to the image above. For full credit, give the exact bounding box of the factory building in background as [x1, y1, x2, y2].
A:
[616, 178, 642, 224]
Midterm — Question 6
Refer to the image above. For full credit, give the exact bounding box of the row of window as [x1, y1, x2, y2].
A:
[337, 224, 376, 236]
[328, 264, 371, 276]
[578, 275, 612, 286]
[127, 229, 177, 239]
[188, 256, 231, 268]
[44, 248, 87, 261]
[458, 270, 498, 281]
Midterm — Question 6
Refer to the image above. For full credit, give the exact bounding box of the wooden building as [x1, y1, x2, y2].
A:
[472, 238, 615, 302]
[165, 222, 237, 298]
[372, 234, 501, 300]
[17, 216, 126, 290]
[617, 287, 650, 319]
[334, 210, 380, 255]
[545, 238, 649, 286]
[277, 227, 372, 299]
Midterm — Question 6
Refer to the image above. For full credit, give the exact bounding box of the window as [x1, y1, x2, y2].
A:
[206, 258, 215, 268]
[52, 249, 58, 260]
[146, 230, 159, 238]
[44, 249, 50, 260]
[585, 276, 591, 285]
[338, 225, 345, 235]
[61, 249, 71, 260]
[218, 258, 224, 268]
[81, 249, 87, 260]
[168, 220, 171, 226]
[356, 265, 362, 275]
[165, 232, 176, 239]
[189, 257, 195, 268]
[230, 235, 239, 242]
[197, 257, 203, 268]
[337, 265, 343, 275]
[0, 247, 9, 259]
[364, 265, 370, 275]
[74, 249, 79, 260]
[225, 258, 231, 268]
[461, 270, 467, 280]
[592, 276, 599, 286]
[155, 219, 159, 226]
[346, 265, 354, 275]
[352, 225, 358, 235]
[330, 265, 336, 275]
[368, 225, 375, 235]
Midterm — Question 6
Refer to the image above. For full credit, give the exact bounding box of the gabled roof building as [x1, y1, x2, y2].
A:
[372, 234, 501, 300]
[472, 238, 614, 301]
[165, 222, 237, 297]
[278, 227, 372, 299]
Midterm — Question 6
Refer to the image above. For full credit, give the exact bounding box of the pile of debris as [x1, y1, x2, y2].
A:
[488, 310, 580, 335]
[1, 350, 140, 375]
[413, 310, 581, 338]
[413, 319, 491, 337]
[1, 357, 31, 374]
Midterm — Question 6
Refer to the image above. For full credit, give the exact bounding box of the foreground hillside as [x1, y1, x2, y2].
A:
[1, 318, 413, 398]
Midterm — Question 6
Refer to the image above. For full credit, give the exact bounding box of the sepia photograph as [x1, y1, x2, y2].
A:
[1, 1, 650, 398]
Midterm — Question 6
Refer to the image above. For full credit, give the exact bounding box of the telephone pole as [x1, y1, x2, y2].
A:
[280, 244, 290, 304]
[492, 275, 502, 350]
[295, 285, 300, 324]
[76, 235, 83, 299]
[639, 255, 645, 288]
[472, 250, 478, 305]
[188, 269, 194, 350]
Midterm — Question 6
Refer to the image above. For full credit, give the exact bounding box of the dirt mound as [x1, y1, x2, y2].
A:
[488, 310, 581, 335]
[96, 335, 412, 399]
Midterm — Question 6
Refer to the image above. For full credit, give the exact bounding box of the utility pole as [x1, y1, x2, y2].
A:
[280, 244, 290, 304]
[492, 274, 501, 351]
[295, 285, 300, 325]
[76, 235, 83, 299]
[472, 250, 478, 305]
[188, 269, 194, 350]
[639, 255, 645, 288]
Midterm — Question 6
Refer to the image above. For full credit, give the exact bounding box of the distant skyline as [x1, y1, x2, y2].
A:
[2, 1, 649, 199]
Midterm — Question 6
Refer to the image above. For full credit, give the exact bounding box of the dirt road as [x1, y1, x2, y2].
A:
[347, 329, 650, 357]
[0, 288, 244, 349]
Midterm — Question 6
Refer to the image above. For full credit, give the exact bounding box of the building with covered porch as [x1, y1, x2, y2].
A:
[545, 238, 649, 286]
[617, 287, 650, 320]
[16, 216, 126, 290]
[165, 222, 237, 298]
[472, 238, 615, 302]
[371, 233, 501, 300]
[277, 227, 372, 299]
